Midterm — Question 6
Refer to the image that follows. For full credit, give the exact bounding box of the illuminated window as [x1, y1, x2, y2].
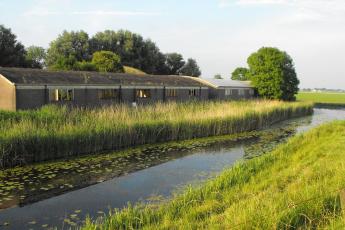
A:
[166, 89, 177, 97]
[136, 89, 151, 98]
[49, 89, 74, 102]
[98, 89, 118, 100]
[189, 89, 200, 97]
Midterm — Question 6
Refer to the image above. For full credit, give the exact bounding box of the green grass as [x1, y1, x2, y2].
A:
[297, 91, 345, 104]
[123, 66, 146, 75]
[0, 100, 312, 167]
[82, 120, 345, 230]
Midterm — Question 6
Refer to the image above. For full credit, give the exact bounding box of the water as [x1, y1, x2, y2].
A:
[0, 108, 344, 229]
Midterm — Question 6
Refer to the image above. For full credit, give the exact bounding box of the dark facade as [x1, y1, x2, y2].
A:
[0, 68, 210, 111]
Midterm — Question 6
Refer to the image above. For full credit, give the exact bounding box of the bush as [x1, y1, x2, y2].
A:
[92, 51, 124, 73]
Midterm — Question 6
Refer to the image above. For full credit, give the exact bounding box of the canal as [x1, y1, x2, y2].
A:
[0, 108, 344, 229]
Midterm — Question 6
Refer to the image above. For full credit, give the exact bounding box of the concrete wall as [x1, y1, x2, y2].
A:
[11, 85, 233, 111]
[209, 88, 254, 101]
[16, 88, 47, 110]
[0, 75, 16, 111]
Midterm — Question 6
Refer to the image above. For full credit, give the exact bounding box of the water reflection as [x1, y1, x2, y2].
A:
[0, 109, 344, 229]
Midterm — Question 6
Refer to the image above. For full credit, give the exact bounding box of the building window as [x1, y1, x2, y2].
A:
[249, 89, 254, 96]
[136, 89, 151, 98]
[49, 89, 74, 102]
[98, 89, 118, 100]
[189, 89, 200, 97]
[225, 89, 233, 96]
[239, 89, 245, 96]
[166, 89, 177, 97]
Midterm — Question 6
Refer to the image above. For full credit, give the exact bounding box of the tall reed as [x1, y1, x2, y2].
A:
[0, 100, 313, 167]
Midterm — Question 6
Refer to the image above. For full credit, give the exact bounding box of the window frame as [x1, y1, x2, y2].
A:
[189, 88, 200, 97]
[98, 89, 119, 100]
[166, 88, 177, 97]
[49, 89, 74, 102]
[136, 89, 151, 99]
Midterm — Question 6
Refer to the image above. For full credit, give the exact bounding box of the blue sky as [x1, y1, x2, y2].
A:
[1, 0, 345, 89]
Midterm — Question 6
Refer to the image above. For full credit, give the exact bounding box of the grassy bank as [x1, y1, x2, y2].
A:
[0, 100, 312, 167]
[298, 92, 345, 106]
[82, 120, 345, 230]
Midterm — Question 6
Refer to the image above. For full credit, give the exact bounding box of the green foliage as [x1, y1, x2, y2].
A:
[165, 53, 185, 75]
[90, 30, 166, 74]
[74, 61, 96, 72]
[25, 46, 46, 69]
[0, 101, 312, 167]
[179, 58, 202, 77]
[231, 67, 249, 81]
[0, 25, 26, 67]
[91, 51, 123, 73]
[248, 47, 299, 101]
[214, 74, 223, 79]
[44, 29, 202, 75]
[46, 30, 90, 70]
[81, 120, 345, 229]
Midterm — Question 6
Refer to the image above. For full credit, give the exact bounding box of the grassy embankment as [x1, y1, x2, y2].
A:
[0, 100, 312, 167]
[298, 91, 345, 108]
[82, 120, 345, 230]
[123, 66, 146, 75]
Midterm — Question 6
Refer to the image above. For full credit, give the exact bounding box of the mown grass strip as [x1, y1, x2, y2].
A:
[81, 120, 345, 230]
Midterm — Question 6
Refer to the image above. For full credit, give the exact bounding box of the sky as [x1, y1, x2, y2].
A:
[1, 0, 345, 89]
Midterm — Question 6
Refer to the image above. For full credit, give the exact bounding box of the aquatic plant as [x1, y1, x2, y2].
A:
[0, 100, 313, 167]
[82, 120, 345, 229]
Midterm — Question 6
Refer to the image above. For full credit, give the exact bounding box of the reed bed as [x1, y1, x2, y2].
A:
[0, 100, 313, 167]
[82, 120, 345, 230]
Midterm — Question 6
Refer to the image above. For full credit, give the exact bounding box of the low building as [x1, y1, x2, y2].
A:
[0, 68, 209, 111]
[195, 79, 255, 100]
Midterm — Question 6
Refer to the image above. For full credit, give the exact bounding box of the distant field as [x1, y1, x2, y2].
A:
[297, 92, 345, 104]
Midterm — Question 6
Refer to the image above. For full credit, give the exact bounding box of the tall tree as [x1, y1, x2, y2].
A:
[165, 53, 185, 75]
[214, 74, 223, 79]
[25, 46, 46, 69]
[231, 67, 249, 81]
[46, 30, 90, 70]
[0, 25, 26, 67]
[247, 47, 299, 101]
[92, 51, 123, 73]
[90, 30, 164, 74]
[179, 58, 201, 77]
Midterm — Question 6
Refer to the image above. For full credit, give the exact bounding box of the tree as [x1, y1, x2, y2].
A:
[46, 30, 90, 70]
[214, 74, 223, 79]
[90, 30, 165, 74]
[91, 51, 123, 73]
[231, 67, 249, 81]
[179, 58, 201, 77]
[165, 53, 185, 75]
[247, 47, 299, 101]
[25, 46, 46, 68]
[0, 25, 26, 67]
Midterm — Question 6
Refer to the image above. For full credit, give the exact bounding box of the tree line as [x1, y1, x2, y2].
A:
[0, 25, 201, 77]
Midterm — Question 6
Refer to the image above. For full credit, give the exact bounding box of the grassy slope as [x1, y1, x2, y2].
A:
[83, 121, 345, 230]
[0, 101, 312, 167]
[123, 66, 147, 75]
[297, 92, 345, 104]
